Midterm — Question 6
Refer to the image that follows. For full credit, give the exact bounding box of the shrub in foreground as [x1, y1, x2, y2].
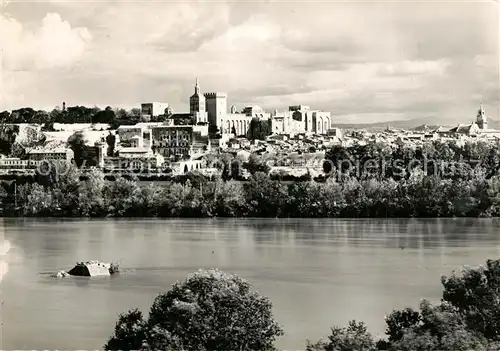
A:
[104, 269, 283, 351]
[310, 258, 500, 351]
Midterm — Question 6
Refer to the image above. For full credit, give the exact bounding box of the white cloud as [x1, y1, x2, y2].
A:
[1, 12, 92, 71]
[0, 1, 497, 123]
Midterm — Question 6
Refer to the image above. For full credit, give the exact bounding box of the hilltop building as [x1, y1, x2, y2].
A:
[190, 77, 209, 124]
[142, 78, 334, 140]
[434, 104, 500, 139]
[151, 124, 210, 160]
[476, 103, 488, 130]
[271, 105, 332, 135]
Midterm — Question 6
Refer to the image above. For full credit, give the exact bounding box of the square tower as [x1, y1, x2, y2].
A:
[204, 92, 228, 132]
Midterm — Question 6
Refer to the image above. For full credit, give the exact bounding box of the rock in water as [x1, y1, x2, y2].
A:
[67, 260, 114, 277]
[52, 270, 69, 278]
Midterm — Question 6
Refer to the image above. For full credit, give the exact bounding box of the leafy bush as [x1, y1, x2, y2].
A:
[104, 269, 283, 351]
[310, 258, 500, 351]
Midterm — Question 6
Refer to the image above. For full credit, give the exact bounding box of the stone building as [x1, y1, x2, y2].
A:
[151, 125, 210, 160]
[189, 77, 208, 124]
[27, 148, 74, 164]
[435, 104, 500, 139]
[476, 103, 488, 130]
[205, 92, 228, 132]
[141, 102, 169, 119]
[271, 105, 332, 134]
[117, 125, 144, 143]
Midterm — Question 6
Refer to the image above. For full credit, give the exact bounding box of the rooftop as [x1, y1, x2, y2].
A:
[28, 148, 69, 154]
[118, 147, 152, 153]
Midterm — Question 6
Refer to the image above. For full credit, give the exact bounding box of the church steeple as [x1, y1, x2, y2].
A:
[476, 102, 488, 130]
[195, 77, 200, 94]
[190, 76, 206, 119]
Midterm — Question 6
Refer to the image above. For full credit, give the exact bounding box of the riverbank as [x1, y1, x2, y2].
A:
[1, 166, 499, 217]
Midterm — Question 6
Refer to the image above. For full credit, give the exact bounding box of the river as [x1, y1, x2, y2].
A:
[0, 218, 499, 349]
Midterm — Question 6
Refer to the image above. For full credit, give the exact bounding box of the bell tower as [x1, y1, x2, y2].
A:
[189, 77, 207, 123]
[476, 103, 488, 130]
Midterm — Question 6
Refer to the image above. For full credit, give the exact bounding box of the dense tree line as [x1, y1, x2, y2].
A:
[0, 161, 499, 217]
[324, 140, 500, 181]
[104, 259, 500, 350]
[0, 106, 142, 126]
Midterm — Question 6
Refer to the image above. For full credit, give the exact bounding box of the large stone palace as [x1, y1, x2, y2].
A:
[151, 78, 334, 137]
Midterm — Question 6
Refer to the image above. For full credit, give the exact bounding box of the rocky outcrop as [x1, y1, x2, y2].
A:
[67, 260, 115, 277]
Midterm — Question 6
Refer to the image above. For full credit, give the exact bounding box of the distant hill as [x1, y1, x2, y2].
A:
[334, 117, 500, 131]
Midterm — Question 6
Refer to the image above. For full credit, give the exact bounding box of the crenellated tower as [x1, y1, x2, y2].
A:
[204, 92, 227, 132]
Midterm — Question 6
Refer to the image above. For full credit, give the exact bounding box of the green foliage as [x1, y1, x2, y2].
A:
[307, 321, 377, 351]
[310, 259, 500, 351]
[2, 164, 500, 217]
[0, 125, 20, 155]
[93, 106, 116, 124]
[324, 140, 500, 182]
[104, 308, 148, 351]
[105, 132, 116, 157]
[384, 307, 421, 342]
[105, 269, 283, 351]
[441, 259, 500, 340]
[67, 131, 87, 167]
[248, 117, 271, 140]
[244, 153, 271, 175]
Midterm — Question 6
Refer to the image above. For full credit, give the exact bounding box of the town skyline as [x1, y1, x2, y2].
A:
[1, 0, 499, 124]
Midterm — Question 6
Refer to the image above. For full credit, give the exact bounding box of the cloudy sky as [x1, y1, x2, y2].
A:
[1, 0, 498, 123]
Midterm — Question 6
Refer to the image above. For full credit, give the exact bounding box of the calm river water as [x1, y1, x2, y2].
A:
[1, 218, 499, 350]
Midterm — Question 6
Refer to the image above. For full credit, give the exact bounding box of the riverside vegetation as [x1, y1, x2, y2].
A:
[1, 140, 500, 217]
[105, 259, 500, 351]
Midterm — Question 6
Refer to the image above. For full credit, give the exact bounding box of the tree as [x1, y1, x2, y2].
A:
[104, 308, 149, 351]
[0, 125, 20, 155]
[386, 301, 489, 351]
[115, 108, 129, 120]
[244, 153, 271, 175]
[65, 105, 94, 123]
[105, 269, 283, 351]
[13, 125, 46, 157]
[49, 108, 64, 124]
[10, 107, 37, 123]
[67, 131, 88, 167]
[248, 117, 271, 140]
[308, 259, 500, 351]
[306, 320, 377, 351]
[105, 132, 116, 157]
[93, 106, 116, 124]
[441, 259, 500, 341]
[130, 108, 142, 120]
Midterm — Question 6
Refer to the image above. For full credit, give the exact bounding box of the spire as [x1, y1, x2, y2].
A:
[195, 77, 200, 94]
[476, 102, 487, 130]
[478, 102, 485, 118]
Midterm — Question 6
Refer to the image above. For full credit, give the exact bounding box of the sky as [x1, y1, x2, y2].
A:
[1, 0, 499, 124]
